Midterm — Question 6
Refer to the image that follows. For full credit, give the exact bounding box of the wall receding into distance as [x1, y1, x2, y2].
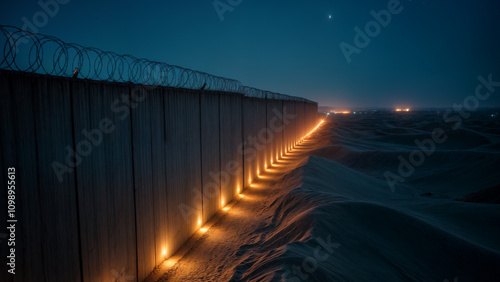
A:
[0, 70, 318, 282]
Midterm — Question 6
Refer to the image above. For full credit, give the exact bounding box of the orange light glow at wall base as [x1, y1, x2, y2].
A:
[198, 219, 201, 226]
[162, 249, 167, 256]
[305, 120, 324, 137]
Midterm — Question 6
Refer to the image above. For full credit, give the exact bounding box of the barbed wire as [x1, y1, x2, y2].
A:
[0, 25, 315, 104]
[237, 86, 315, 103]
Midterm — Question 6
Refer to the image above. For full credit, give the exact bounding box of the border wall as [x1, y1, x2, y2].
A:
[0, 70, 318, 281]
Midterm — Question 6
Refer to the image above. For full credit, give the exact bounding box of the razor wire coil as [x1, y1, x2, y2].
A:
[0, 25, 316, 104]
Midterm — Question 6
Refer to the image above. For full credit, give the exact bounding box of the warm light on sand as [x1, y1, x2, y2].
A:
[257, 175, 272, 180]
[268, 164, 285, 169]
[156, 118, 325, 279]
[165, 259, 176, 268]
[304, 120, 324, 137]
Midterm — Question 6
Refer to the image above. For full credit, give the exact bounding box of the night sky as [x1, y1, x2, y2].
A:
[1, 0, 499, 107]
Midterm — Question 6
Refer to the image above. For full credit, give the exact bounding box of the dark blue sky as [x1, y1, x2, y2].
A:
[1, 0, 499, 107]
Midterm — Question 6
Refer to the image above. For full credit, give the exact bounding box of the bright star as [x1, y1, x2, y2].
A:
[328, 15, 332, 19]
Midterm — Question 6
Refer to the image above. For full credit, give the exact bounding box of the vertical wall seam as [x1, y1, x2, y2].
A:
[198, 91, 203, 222]
[129, 85, 140, 282]
[69, 80, 85, 282]
[150, 89, 157, 267]
[162, 89, 169, 259]
[240, 96, 245, 189]
[265, 95, 268, 169]
[218, 93, 222, 204]
[282, 101, 284, 158]
[32, 76, 46, 280]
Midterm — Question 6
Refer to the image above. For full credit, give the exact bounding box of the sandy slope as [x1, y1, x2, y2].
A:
[149, 123, 330, 281]
[150, 111, 500, 281]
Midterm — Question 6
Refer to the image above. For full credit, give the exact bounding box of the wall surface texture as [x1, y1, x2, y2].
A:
[0, 70, 318, 282]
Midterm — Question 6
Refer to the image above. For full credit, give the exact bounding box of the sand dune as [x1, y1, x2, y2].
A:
[249, 155, 500, 281]
[238, 112, 500, 281]
[155, 110, 500, 281]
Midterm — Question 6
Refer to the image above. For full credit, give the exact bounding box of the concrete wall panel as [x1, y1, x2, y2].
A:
[33, 76, 82, 282]
[131, 85, 161, 281]
[200, 92, 221, 222]
[266, 100, 283, 168]
[242, 98, 266, 188]
[72, 81, 137, 282]
[150, 89, 169, 265]
[164, 88, 202, 254]
[220, 93, 243, 205]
